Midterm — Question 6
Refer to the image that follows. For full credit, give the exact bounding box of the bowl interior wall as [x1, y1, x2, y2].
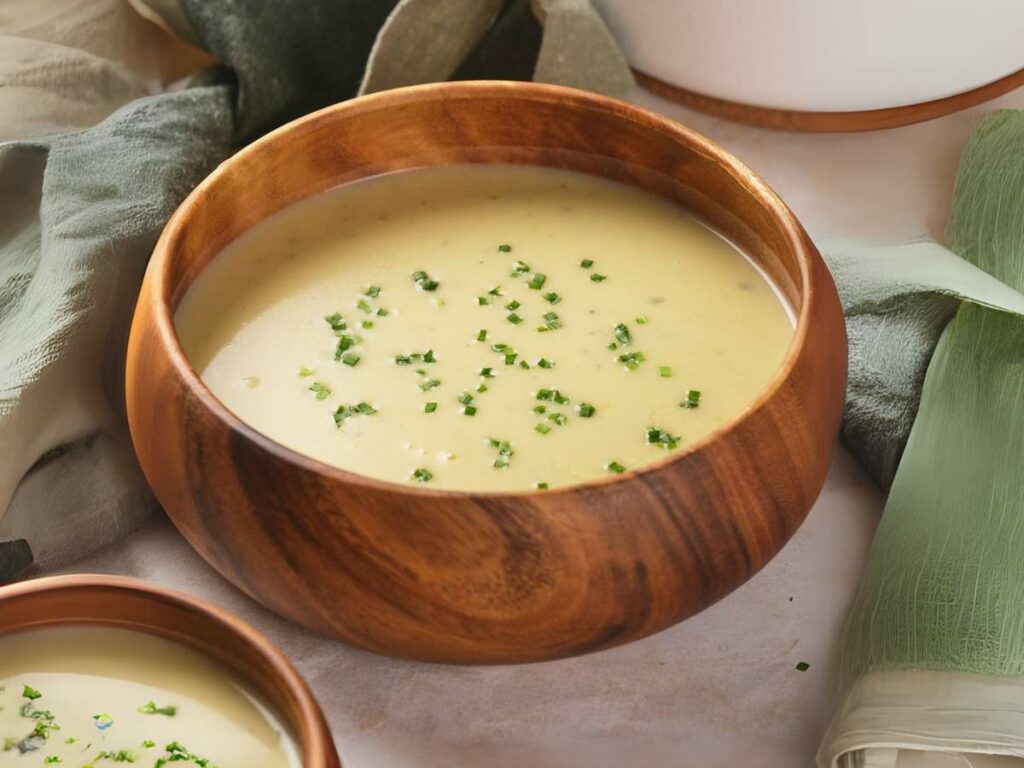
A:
[165, 93, 803, 317]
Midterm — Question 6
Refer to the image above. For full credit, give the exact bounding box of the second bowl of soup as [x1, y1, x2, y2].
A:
[127, 82, 847, 664]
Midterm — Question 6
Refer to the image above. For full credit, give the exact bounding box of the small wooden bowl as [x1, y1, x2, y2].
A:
[126, 82, 847, 664]
[0, 575, 339, 767]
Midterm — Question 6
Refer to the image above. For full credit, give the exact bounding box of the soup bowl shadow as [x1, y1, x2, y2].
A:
[0, 574, 339, 766]
[126, 81, 847, 664]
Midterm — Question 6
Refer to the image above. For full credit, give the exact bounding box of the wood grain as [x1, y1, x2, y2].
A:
[126, 81, 847, 664]
[636, 67, 1024, 133]
[0, 575, 339, 766]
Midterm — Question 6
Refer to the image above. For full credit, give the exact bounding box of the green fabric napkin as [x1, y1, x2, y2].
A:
[0, 0, 633, 580]
[819, 111, 1024, 765]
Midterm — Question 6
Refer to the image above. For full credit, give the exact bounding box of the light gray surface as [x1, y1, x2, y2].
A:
[62, 85, 1024, 767]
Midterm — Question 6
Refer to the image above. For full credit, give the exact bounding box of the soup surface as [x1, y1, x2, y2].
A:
[177, 164, 793, 491]
[0, 627, 297, 767]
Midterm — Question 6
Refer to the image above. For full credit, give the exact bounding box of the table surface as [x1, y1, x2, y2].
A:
[61, 85, 1024, 768]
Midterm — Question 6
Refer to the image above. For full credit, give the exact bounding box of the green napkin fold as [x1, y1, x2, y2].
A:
[820, 111, 1024, 765]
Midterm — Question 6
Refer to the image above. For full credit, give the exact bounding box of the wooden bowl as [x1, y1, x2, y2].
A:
[0, 574, 339, 766]
[126, 81, 847, 664]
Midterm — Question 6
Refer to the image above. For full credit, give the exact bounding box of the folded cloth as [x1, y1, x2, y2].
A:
[818, 112, 1024, 766]
[0, 0, 633, 580]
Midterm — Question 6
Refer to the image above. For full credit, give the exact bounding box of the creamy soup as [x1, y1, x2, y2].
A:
[0, 628, 297, 767]
[177, 165, 793, 491]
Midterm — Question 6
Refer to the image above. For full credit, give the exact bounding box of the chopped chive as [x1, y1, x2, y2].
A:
[590, 273, 607, 282]
[142, 740, 156, 748]
[537, 311, 561, 332]
[298, 367, 314, 377]
[493, 458, 509, 469]
[480, 367, 494, 378]
[463, 405, 477, 416]
[659, 366, 673, 378]
[535, 482, 550, 489]
[536, 388, 554, 401]
[396, 351, 436, 365]
[795, 661, 810, 672]
[547, 412, 567, 426]
[333, 402, 378, 426]
[537, 358, 554, 369]
[458, 392, 474, 405]
[636, 315, 649, 325]
[505, 299, 521, 311]
[618, 351, 646, 370]
[577, 403, 595, 417]
[491, 342, 512, 353]
[607, 342, 617, 350]
[489, 438, 514, 456]
[476, 383, 488, 393]
[334, 334, 357, 360]
[614, 323, 632, 345]
[535, 423, 552, 435]
[22, 686, 42, 701]
[580, 258, 594, 269]
[412, 270, 440, 291]
[488, 286, 503, 296]
[308, 381, 331, 400]
[412, 468, 433, 483]
[325, 312, 347, 331]
[507, 312, 523, 325]
[646, 426, 680, 450]
[419, 378, 441, 391]
[498, 244, 512, 253]
[425, 402, 438, 413]
[477, 329, 488, 341]
[527, 273, 547, 290]
[356, 402, 376, 415]
[681, 389, 702, 409]
[554, 391, 570, 404]
[377, 307, 389, 317]
[423, 349, 436, 363]
[416, 368, 427, 376]
[361, 320, 374, 329]
[356, 299, 372, 314]
[533, 404, 547, 414]
[138, 701, 177, 717]
[607, 461, 626, 474]
[519, 360, 530, 369]
[478, 296, 490, 305]
[543, 292, 562, 304]
[511, 260, 530, 275]
[365, 285, 381, 298]
[504, 353, 517, 365]
[341, 353, 361, 367]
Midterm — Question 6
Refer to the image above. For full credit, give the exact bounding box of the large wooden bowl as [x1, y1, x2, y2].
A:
[0, 575, 339, 766]
[126, 82, 847, 664]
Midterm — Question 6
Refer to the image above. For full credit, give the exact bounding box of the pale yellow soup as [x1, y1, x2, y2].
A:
[177, 164, 793, 491]
[0, 627, 298, 767]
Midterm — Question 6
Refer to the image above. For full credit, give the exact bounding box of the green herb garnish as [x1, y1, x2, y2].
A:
[463, 405, 477, 416]
[488, 286, 503, 296]
[618, 351, 646, 370]
[334, 334, 358, 360]
[537, 311, 561, 332]
[535, 482, 549, 489]
[412, 270, 440, 291]
[480, 367, 494, 378]
[614, 323, 631, 345]
[590, 273, 607, 282]
[659, 366, 673, 378]
[547, 412, 567, 426]
[795, 661, 810, 672]
[334, 402, 378, 426]
[138, 701, 176, 717]
[681, 389, 702, 409]
[543, 292, 561, 304]
[419, 378, 441, 391]
[577, 403, 595, 417]
[298, 367, 314, 377]
[511, 260, 530, 275]
[505, 299, 521, 311]
[606, 461, 626, 474]
[498, 244, 512, 253]
[395, 351, 436, 365]
[646, 426, 680, 450]
[44, 757, 61, 764]
[22, 686, 41, 701]
[527, 273, 547, 290]
[477, 296, 490, 305]
[636, 315, 649, 325]
[458, 392, 474, 406]
[341, 353, 361, 367]
[537, 358, 554, 369]
[324, 312, 346, 331]
[425, 402, 438, 413]
[507, 312, 523, 325]
[142, 740, 156, 748]
[504, 353, 517, 365]
[580, 258, 594, 269]
[356, 298, 372, 314]
[308, 381, 331, 400]
[412, 468, 433, 483]
[365, 285, 381, 298]
[376, 307, 389, 317]
[155, 742, 213, 768]
[533, 404, 547, 414]
[534, 423, 552, 435]
[477, 329, 488, 341]
[361, 320, 374, 330]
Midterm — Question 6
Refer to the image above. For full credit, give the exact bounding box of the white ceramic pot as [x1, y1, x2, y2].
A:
[593, 0, 1024, 112]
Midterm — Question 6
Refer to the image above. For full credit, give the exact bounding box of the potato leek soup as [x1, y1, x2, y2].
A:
[176, 165, 793, 491]
[0, 627, 297, 767]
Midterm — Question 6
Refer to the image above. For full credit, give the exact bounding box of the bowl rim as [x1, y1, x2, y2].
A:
[143, 80, 822, 499]
[0, 574, 335, 766]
